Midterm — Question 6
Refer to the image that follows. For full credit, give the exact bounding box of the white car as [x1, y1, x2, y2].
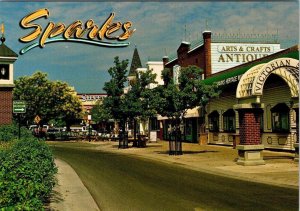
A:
[29, 125, 49, 131]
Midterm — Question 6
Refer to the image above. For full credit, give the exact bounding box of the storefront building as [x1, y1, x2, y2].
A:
[204, 46, 299, 155]
[160, 30, 298, 151]
[126, 48, 165, 140]
[76, 93, 111, 131]
[77, 93, 107, 113]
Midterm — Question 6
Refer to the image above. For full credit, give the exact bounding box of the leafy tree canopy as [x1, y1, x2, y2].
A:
[90, 100, 112, 124]
[13, 71, 83, 126]
[155, 65, 220, 120]
[123, 69, 157, 121]
[103, 57, 129, 124]
[101, 56, 158, 135]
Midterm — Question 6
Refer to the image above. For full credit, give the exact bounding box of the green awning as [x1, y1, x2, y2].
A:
[203, 65, 249, 85]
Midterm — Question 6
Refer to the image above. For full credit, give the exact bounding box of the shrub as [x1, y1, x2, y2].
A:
[0, 124, 33, 142]
[0, 141, 15, 152]
[0, 138, 57, 210]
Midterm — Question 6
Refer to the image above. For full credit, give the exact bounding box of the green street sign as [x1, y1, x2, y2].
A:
[13, 100, 26, 113]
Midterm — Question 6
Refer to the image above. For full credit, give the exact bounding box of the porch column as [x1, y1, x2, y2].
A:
[293, 103, 299, 162]
[234, 103, 265, 166]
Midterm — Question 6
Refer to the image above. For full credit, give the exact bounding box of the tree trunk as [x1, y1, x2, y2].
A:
[169, 117, 182, 155]
[132, 118, 138, 147]
[118, 119, 128, 149]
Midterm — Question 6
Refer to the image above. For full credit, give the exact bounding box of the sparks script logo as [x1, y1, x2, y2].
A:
[19, 8, 136, 54]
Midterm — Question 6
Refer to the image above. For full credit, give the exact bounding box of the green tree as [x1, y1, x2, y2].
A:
[90, 100, 112, 132]
[91, 101, 112, 124]
[13, 71, 83, 127]
[122, 69, 157, 141]
[154, 66, 219, 155]
[103, 57, 129, 148]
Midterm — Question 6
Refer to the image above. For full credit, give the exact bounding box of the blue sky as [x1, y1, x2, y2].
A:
[0, 1, 299, 93]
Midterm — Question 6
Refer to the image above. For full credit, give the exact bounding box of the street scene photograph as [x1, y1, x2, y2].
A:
[0, 1, 299, 210]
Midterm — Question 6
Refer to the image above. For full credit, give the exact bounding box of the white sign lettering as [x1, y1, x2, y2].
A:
[78, 94, 106, 102]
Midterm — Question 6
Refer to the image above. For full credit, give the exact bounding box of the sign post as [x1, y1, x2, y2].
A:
[34, 115, 42, 140]
[13, 101, 27, 139]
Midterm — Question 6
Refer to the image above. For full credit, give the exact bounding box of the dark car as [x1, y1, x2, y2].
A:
[46, 128, 64, 140]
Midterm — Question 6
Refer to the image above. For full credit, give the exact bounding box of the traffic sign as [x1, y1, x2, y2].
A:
[13, 101, 26, 113]
[34, 115, 41, 124]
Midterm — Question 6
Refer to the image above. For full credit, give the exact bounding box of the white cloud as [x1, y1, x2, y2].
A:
[1, 1, 298, 93]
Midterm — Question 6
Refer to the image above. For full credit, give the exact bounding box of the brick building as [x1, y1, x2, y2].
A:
[0, 34, 18, 125]
[159, 30, 298, 164]
[163, 31, 212, 78]
[160, 31, 284, 144]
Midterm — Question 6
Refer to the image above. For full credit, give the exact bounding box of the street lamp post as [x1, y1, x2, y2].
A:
[88, 114, 92, 142]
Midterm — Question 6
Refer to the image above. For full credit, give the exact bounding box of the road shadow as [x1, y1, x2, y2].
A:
[143, 144, 163, 148]
[183, 150, 219, 154]
[155, 150, 219, 155]
[44, 190, 63, 211]
[111, 143, 163, 149]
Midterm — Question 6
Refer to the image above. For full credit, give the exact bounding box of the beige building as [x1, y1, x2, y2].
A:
[204, 45, 299, 156]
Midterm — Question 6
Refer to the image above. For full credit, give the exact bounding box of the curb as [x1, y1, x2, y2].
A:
[50, 159, 100, 211]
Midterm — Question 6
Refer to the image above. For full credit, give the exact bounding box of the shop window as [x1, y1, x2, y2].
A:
[149, 117, 159, 131]
[271, 103, 290, 133]
[185, 119, 193, 136]
[0, 64, 9, 80]
[208, 110, 219, 132]
[127, 120, 134, 130]
[223, 109, 236, 133]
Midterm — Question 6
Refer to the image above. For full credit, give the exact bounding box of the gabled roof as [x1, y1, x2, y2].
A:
[128, 47, 142, 76]
[0, 43, 18, 58]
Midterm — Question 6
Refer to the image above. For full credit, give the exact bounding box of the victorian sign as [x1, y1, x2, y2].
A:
[252, 58, 299, 96]
[236, 58, 299, 99]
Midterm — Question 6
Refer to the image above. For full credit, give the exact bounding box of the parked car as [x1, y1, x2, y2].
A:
[70, 125, 87, 132]
[46, 127, 64, 140]
[29, 125, 49, 138]
[29, 125, 49, 131]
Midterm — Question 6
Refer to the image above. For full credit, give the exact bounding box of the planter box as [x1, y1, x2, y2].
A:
[199, 133, 208, 145]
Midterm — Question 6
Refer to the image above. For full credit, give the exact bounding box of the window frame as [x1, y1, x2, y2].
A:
[208, 110, 219, 132]
[149, 117, 159, 131]
[0, 64, 9, 80]
[271, 103, 290, 133]
[223, 109, 236, 133]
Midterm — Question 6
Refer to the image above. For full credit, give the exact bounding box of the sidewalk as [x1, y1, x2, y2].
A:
[92, 140, 299, 189]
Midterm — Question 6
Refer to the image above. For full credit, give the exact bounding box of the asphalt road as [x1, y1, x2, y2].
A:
[49, 142, 298, 211]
